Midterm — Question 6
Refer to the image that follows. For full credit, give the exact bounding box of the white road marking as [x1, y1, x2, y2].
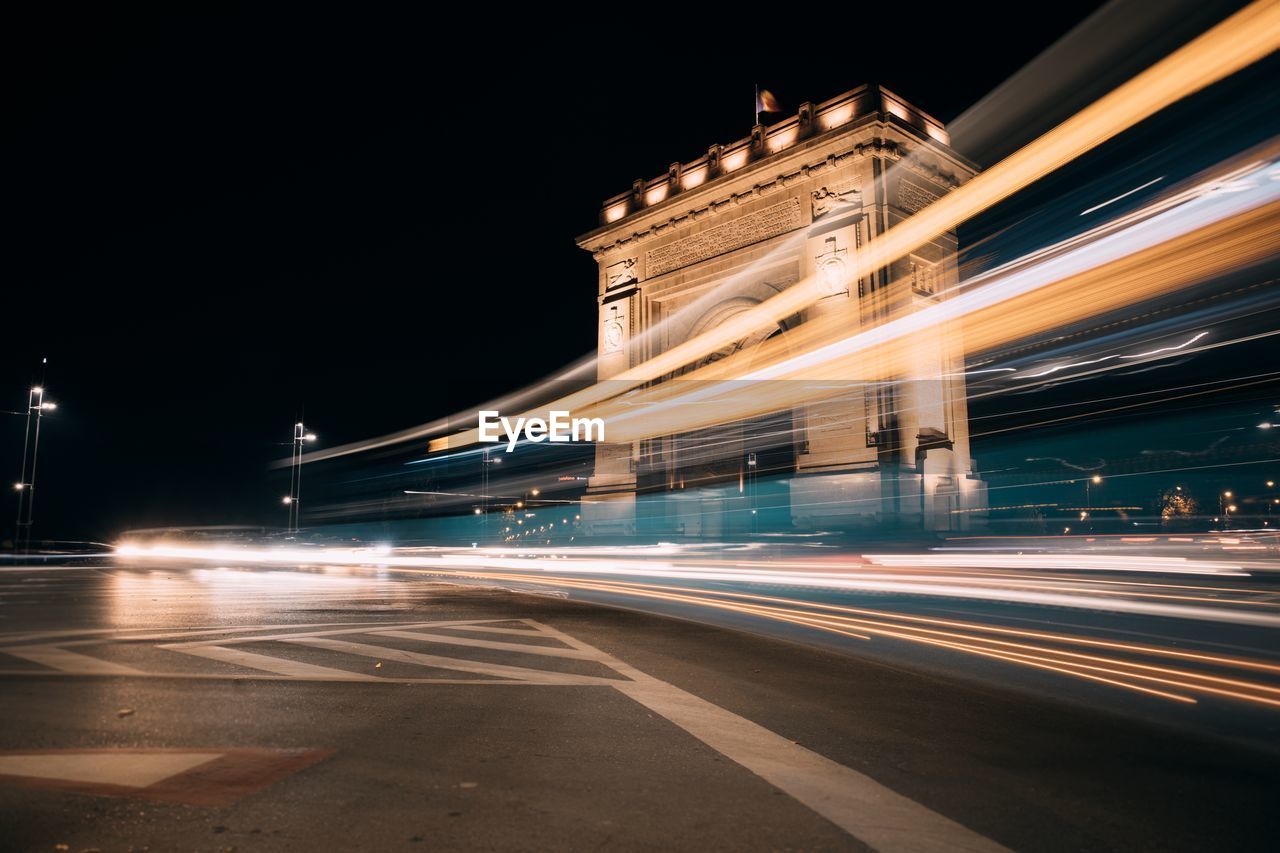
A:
[160, 620, 510, 649]
[168, 644, 382, 680]
[615, 678, 1005, 852]
[0, 751, 222, 788]
[375, 629, 599, 659]
[432, 623, 550, 636]
[0, 622, 378, 645]
[528, 620, 1010, 853]
[282, 636, 618, 685]
[0, 616, 1010, 849]
[1, 644, 143, 675]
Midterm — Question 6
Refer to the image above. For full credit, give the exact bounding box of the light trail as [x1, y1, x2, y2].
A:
[1080, 176, 1166, 215]
[396, 570, 1278, 707]
[292, 0, 1280, 461]
[111, 540, 1280, 708]
[581, 169, 1280, 442]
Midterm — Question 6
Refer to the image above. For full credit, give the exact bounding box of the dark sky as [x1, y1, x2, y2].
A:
[4, 3, 1128, 542]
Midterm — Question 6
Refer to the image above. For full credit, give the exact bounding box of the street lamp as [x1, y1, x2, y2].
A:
[14, 384, 57, 551]
[286, 423, 317, 534]
[479, 447, 503, 539]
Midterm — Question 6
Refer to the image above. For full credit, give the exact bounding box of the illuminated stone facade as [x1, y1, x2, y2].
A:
[577, 85, 987, 535]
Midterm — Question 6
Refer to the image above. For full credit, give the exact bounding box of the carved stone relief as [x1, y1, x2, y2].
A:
[602, 305, 626, 354]
[811, 179, 862, 218]
[605, 257, 637, 289]
[815, 236, 850, 298]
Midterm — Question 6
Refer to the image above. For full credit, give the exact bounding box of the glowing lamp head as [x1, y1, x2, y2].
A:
[13, 482, 23, 491]
[530, 489, 540, 496]
[304, 433, 317, 442]
[1091, 475, 1102, 484]
[1224, 491, 1233, 498]
[1228, 504, 1238, 513]
[41, 402, 57, 411]
[282, 496, 293, 505]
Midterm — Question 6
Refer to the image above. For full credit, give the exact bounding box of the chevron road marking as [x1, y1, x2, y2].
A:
[0, 617, 1008, 851]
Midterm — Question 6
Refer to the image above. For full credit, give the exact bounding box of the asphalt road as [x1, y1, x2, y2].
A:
[1, 561, 1278, 852]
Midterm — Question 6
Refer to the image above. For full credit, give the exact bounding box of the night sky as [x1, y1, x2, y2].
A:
[20, 0, 1246, 543]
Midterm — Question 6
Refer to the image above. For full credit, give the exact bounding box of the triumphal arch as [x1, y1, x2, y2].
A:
[577, 85, 986, 536]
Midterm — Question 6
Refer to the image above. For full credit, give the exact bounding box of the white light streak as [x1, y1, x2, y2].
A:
[1079, 176, 1165, 215]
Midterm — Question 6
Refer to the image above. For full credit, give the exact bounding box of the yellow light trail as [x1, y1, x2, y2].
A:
[587, 197, 1280, 442]
[113, 543, 1280, 706]
[454, 572, 1280, 707]
[429, 0, 1280, 453]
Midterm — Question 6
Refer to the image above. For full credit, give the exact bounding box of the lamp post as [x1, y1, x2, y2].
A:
[285, 423, 316, 534]
[1083, 474, 1101, 532]
[479, 448, 502, 541]
[14, 385, 57, 551]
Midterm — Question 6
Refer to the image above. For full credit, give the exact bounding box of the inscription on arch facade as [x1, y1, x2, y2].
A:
[646, 198, 803, 277]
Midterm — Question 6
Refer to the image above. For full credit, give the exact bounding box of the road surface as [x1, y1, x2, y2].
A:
[0, 559, 1277, 851]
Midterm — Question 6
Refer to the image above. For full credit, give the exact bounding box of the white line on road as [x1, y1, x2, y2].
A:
[0, 751, 223, 788]
[375, 629, 599, 659]
[530, 621, 1011, 853]
[2, 645, 144, 675]
[282, 636, 621, 685]
[0, 616, 1010, 849]
[170, 644, 383, 680]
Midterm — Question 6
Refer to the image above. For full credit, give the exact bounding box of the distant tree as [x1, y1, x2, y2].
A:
[1159, 490, 1199, 530]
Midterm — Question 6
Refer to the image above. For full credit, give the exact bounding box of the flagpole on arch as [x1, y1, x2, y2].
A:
[754, 83, 760, 125]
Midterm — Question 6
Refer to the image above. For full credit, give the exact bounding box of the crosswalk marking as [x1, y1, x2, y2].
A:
[374, 628, 601, 659]
[0, 615, 1008, 851]
[157, 620, 489, 649]
[432, 623, 549, 636]
[281, 636, 617, 685]
[169, 643, 383, 681]
[2, 644, 143, 675]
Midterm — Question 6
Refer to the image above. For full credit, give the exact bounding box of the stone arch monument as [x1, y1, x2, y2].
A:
[576, 85, 987, 536]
